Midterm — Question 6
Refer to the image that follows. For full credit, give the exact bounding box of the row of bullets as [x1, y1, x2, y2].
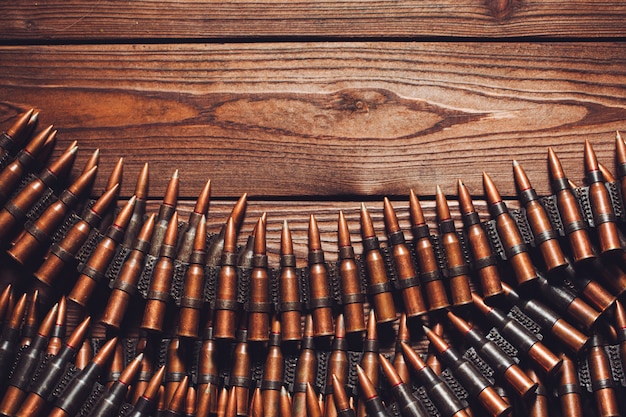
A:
[0, 109, 625, 416]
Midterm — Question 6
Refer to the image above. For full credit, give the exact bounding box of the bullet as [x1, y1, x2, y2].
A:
[307, 214, 335, 336]
[67, 196, 137, 307]
[0, 302, 57, 417]
[535, 275, 601, 330]
[34, 184, 119, 287]
[378, 354, 429, 417]
[331, 375, 355, 417]
[457, 180, 503, 299]
[8, 165, 98, 265]
[262, 316, 284, 417]
[435, 187, 473, 307]
[447, 311, 537, 399]
[149, 169, 179, 256]
[0, 293, 27, 378]
[127, 365, 166, 417]
[123, 162, 149, 247]
[561, 261, 616, 314]
[197, 319, 218, 416]
[472, 292, 562, 375]
[292, 315, 317, 417]
[15, 316, 91, 417]
[97, 156, 124, 231]
[500, 282, 588, 354]
[141, 212, 179, 333]
[393, 313, 412, 386]
[409, 190, 451, 311]
[588, 334, 620, 417]
[104, 341, 124, 388]
[306, 384, 322, 417]
[225, 386, 237, 417]
[584, 140, 622, 255]
[325, 314, 349, 417]
[513, 160, 568, 272]
[0, 125, 53, 205]
[279, 220, 302, 341]
[423, 326, 511, 417]
[0, 109, 34, 158]
[524, 368, 548, 417]
[164, 338, 187, 407]
[250, 387, 263, 417]
[157, 385, 167, 417]
[36, 127, 56, 169]
[360, 203, 398, 322]
[400, 342, 470, 417]
[82, 148, 100, 174]
[280, 387, 292, 417]
[20, 290, 39, 346]
[217, 386, 229, 417]
[425, 323, 444, 376]
[177, 215, 207, 338]
[196, 383, 215, 417]
[101, 213, 156, 330]
[557, 354, 583, 417]
[163, 376, 189, 417]
[47, 296, 66, 356]
[616, 301, 626, 369]
[206, 193, 247, 267]
[0, 285, 12, 327]
[237, 221, 257, 269]
[616, 132, 626, 212]
[483, 172, 538, 286]
[88, 352, 144, 417]
[358, 310, 379, 417]
[178, 179, 211, 263]
[231, 319, 251, 417]
[355, 365, 392, 417]
[214, 217, 240, 340]
[0, 142, 77, 243]
[75, 338, 93, 369]
[249, 214, 271, 342]
[183, 386, 196, 417]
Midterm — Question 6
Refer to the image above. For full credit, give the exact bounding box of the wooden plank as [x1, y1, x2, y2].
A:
[1, 42, 625, 198]
[1, 1, 626, 40]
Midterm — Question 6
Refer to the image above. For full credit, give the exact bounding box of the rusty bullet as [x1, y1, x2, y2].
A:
[585, 140, 622, 255]
[67, 196, 136, 307]
[214, 216, 240, 340]
[409, 190, 451, 311]
[292, 315, 317, 417]
[557, 353, 583, 417]
[447, 311, 537, 399]
[101, 213, 156, 330]
[483, 172, 538, 286]
[8, 165, 98, 265]
[423, 325, 511, 417]
[206, 193, 247, 267]
[435, 187, 473, 307]
[308, 214, 335, 336]
[249, 214, 271, 342]
[149, 169, 179, 256]
[457, 180, 503, 299]
[588, 334, 620, 417]
[123, 162, 149, 247]
[262, 316, 284, 417]
[378, 354, 429, 417]
[178, 214, 207, 338]
[141, 211, 179, 333]
[280, 220, 302, 341]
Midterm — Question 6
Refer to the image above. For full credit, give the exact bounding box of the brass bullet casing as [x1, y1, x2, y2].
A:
[557, 354, 584, 417]
[588, 334, 621, 417]
[149, 169, 179, 256]
[214, 217, 239, 340]
[547, 148, 596, 264]
[308, 215, 335, 336]
[249, 214, 271, 342]
[305, 384, 322, 417]
[0, 109, 34, 158]
[177, 179, 210, 263]
[400, 342, 470, 417]
[197, 322, 219, 416]
[482, 172, 538, 286]
[337, 211, 367, 332]
[378, 355, 429, 417]
[435, 187, 472, 307]
[141, 212, 179, 333]
[331, 374, 355, 417]
[0, 141, 77, 243]
[262, 317, 284, 417]
[561, 261, 616, 314]
[355, 365, 392, 417]
[250, 387, 263, 417]
[8, 165, 98, 265]
[177, 215, 207, 338]
[280, 387, 293, 417]
[165, 338, 187, 407]
[524, 368, 548, 417]
[206, 193, 247, 267]
[0, 125, 53, 206]
[104, 341, 124, 389]
[409, 191, 450, 311]
[472, 292, 562, 376]
[231, 320, 251, 417]
[382, 199, 428, 317]
[325, 314, 349, 417]
[536, 275, 601, 330]
[292, 315, 317, 417]
[34, 184, 119, 287]
[68, 196, 137, 307]
[101, 214, 156, 330]
[500, 282, 589, 354]
[280, 220, 303, 341]
[357, 310, 379, 417]
[123, 162, 149, 247]
[447, 312, 537, 399]
[393, 313, 412, 386]
[457, 180, 504, 299]
[615, 301, 626, 368]
[196, 382, 216, 417]
[584, 140, 623, 256]
[513, 160, 567, 272]
[423, 326, 511, 417]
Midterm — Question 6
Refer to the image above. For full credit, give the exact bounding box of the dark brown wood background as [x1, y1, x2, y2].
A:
[1, 0, 625, 265]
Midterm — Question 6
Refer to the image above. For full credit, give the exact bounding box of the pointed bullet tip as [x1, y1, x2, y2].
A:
[173, 169, 179, 179]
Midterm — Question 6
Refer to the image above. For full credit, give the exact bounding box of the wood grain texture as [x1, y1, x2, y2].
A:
[1, 1, 626, 40]
[1, 42, 625, 198]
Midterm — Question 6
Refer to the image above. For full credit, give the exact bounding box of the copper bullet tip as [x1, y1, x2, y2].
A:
[409, 188, 425, 226]
[24, 124, 53, 155]
[138, 213, 157, 242]
[281, 219, 293, 256]
[48, 142, 79, 178]
[366, 309, 378, 341]
[447, 311, 472, 335]
[113, 195, 137, 229]
[457, 179, 476, 215]
[163, 169, 180, 207]
[471, 292, 493, 315]
[135, 162, 150, 200]
[38, 302, 58, 337]
[223, 216, 237, 254]
[193, 179, 212, 215]
[305, 383, 322, 417]
[331, 374, 351, 412]
[378, 354, 403, 386]
[399, 341, 427, 371]
[144, 366, 167, 400]
[355, 365, 378, 400]
[68, 165, 99, 197]
[254, 214, 266, 255]
[8, 293, 28, 329]
[397, 313, 410, 343]
[547, 147, 567, 181]
[230, 193, 248, 231]
[6, 108, 34, 139]
[360, 203, 376, 238]
[193, 215, 207, 252]
[106, 157, 124, 191]
[118, 352, 145, 385]
[599, 162, 616, 182]
[94, 337, 118, 366]
[435, 185, 451, 221]
[382, 197, 400, 234]
[422, 325, 448, 356]
[337, 210, 352, 248]
[82, 148, 100, 173]
[482, 172, 502, 205]
[512, 160, 533, 191]
[303, 314, 314, 338]
[167, 376, 189, 412]
[162, 211, 179, 247]
[91, 183, 120, 216]
[334, 313, 346, 339]
[66, 316, 92, 349]
[308, 215, 322, 251]
[584, 139, 600, 173]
